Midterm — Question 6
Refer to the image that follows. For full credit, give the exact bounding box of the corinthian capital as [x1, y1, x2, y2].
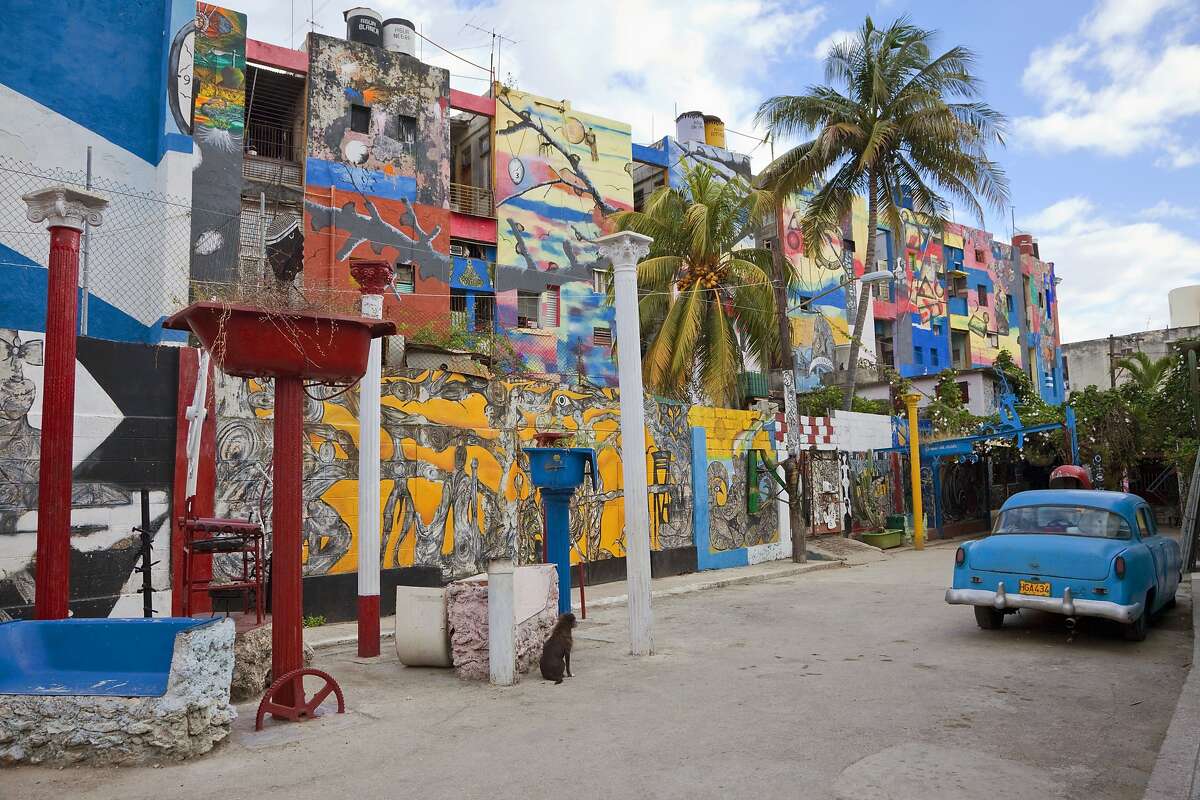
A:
[23, 185, 107, 232]
[593, 231, 653, 273]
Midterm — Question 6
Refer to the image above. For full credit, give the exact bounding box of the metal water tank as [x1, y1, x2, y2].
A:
[675, 111, 705, 144]
[1169, 285, 1200, 327]
[382, 18, 416, 56]
[344, 7, 382, 47]
[703, 115, 726, 149]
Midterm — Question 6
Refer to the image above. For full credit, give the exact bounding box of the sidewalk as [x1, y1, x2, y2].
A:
[303, 556, 845, 652]
[1144, 572, 1200, 800]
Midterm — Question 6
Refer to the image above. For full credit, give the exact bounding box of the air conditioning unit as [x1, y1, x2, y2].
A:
[450, 244, 468, 257]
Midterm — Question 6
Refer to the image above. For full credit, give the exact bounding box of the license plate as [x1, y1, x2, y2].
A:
[1019, 580, 1051, 597]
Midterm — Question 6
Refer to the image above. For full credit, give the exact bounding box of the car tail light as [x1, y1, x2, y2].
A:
[1115, 556, 1126, 579]
[955, 547, 965, 566]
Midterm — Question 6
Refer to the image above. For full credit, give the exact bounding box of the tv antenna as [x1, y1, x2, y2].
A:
[463, 22, 517, 86]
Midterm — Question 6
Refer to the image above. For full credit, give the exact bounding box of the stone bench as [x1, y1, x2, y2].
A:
[0, 618, 235, 766]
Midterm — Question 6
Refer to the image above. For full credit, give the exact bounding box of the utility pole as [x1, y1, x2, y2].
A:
[1108, 333, 1116, 389]
[464, 23, 516, 86]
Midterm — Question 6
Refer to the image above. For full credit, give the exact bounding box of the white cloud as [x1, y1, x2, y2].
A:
[1138, 200, 1200, 221]
[1020, 197, 1200, 341]
[810, 28, 854, 60]
[1014, 0, 1200, 165]
[236, 0, 826, 166]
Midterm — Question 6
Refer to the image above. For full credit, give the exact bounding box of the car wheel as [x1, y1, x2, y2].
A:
[974, 606, 1004, 630]
[1123, 607, 1148, 642]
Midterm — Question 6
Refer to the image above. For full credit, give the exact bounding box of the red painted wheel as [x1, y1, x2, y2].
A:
[255, 668, 345, 730]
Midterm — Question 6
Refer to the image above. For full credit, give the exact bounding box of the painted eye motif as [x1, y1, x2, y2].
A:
[508, 157, 525, 185]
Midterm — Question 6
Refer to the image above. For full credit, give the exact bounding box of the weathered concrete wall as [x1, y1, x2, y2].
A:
[445, 565, 558, 681]
[0, 619, 235, 766]
[1062, 323, 1200, 396]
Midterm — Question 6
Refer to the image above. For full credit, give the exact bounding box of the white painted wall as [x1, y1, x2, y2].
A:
[831, 410, 893, 452]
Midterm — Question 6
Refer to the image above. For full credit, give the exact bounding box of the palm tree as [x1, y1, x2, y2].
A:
[1116, 351, 1171, 393]
[756, 15, 1010, 410]
[610, 164, 778, 406]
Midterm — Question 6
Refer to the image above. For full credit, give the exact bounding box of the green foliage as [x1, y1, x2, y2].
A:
[611, 163, 780, 406]
[925, 370, 977, 436]
[1115, 351, 1172, 393]
[796, 385, 891, 416]
[302, 615, 326, 628]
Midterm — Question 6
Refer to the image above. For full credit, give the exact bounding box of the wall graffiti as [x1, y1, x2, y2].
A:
[189, 3, 246, 286]
[809, 450, 843, 533]
[848, 451, 893, 531]
[492, 87, 632, 382]
[302, 33, 451, 329]
[212, 367, 695, 583]
[0, 332, 178, 619]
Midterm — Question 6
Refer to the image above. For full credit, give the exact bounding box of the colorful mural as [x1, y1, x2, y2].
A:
[0, 332, 179, 619]
[302, 33, 451, 327]
[189, 4, 246, 286]
[492, 87, 633, 383]
[211, 368, 695, 583]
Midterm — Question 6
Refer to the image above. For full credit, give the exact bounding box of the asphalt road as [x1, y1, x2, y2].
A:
[5, 545, 1192, 800]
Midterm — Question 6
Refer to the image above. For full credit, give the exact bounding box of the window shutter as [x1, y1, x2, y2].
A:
[541, 285, 560, 328]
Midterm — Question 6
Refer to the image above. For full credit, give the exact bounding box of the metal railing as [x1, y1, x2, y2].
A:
[243, 120, 302, 187]
[449, 182, 494, 217]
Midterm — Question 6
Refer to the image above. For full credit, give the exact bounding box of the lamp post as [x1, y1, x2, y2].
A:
[904, 392, 925, 550]
[350, 260, 392, 658]
[594, 230, 654, 656]
[23, 186, 107, 619]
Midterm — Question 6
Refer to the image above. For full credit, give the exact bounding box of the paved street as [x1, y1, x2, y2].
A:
[6, 545, 1192, 800]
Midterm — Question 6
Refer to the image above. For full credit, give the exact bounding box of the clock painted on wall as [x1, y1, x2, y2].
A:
[168, 20, 197, 135]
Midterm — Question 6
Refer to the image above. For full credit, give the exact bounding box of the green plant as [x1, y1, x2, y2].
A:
[611, 163, 778, 406]
[1115, 351, 1172, 394]
[303, 615, 326, 628]
[757, 15, 1010, 411]
[925, 370, 977, 436]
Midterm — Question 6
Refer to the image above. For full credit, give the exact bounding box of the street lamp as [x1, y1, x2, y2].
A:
[788, 269, 893, 312]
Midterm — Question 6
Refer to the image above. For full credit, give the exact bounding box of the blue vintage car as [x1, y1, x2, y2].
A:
[946, 490, 1182, 641]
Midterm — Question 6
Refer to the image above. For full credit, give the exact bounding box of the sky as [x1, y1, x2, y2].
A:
[240, 0, 1200, 343]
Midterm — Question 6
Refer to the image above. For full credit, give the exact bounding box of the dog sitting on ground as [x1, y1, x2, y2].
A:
[539, 612, 577, 684]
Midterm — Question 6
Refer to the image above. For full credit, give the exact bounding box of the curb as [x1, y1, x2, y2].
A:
[309, 560, 844, 652]
[1143, 573, 1199, 799]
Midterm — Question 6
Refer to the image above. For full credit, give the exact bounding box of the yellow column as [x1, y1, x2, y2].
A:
[904, 393, 925, 550]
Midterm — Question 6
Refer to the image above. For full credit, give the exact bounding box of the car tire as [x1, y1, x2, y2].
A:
[974, 606, 1004, 630]
[1123, 606, 1148, 642]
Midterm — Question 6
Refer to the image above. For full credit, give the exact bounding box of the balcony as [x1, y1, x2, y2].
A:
[449, 182, 494, 217]
[243, 120, 302, 188]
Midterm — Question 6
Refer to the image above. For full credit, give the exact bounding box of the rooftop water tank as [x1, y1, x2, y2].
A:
[1169, 285, 1200, 327]
[382, 18, 416, 56]
[703, 115, 725, 149]
[676, 111, 705, 144]
[344, 7, 382, 47]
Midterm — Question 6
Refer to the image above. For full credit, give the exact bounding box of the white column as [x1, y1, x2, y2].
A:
[488, 559, 516, 686]
[595, 231, 654, 656]
[351, 261, 391, 657]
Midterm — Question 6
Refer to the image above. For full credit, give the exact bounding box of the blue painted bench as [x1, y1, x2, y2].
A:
[0, 618, 216, 697]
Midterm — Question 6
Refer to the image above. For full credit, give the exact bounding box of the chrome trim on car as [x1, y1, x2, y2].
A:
[946, 580, 1142, 623]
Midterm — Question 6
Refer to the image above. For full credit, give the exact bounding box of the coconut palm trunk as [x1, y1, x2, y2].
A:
[842, 172, 878, 411]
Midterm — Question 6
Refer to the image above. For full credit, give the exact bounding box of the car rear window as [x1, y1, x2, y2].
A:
[993, 505, 1131, 539]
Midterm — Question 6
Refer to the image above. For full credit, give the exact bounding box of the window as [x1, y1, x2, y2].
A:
[914, 346, 924, 365]
[386, 113, 416, 146]
[974, 248, 985, 263]
[450, 290, 467, 328]
[517, 291, 540, 328]
[593, 327, 612, 347]
[977, 285, 988, 305]
[350, 104, 371, 134]
[932, 322, 943, 337]
[930, 348, 939, 367]
[592, 268, 612, 295]
[1137, 507, 1155, 537]
[993, 506, 1131, 540]
[958, 381, 970, 403]
[1037, 290, 1044, 308]
[394, 262, 414, 294]
[540, 285, 560, 328]
[1062, 355, 1070, 385]
[988, 332, 999, 348]
[474, 294, 495, 332]
[1006, 295, 1014, 313]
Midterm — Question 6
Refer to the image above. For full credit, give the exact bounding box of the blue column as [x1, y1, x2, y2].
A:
[543, 488, 574, 614]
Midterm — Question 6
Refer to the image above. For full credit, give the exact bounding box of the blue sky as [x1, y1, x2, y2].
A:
[242, 0, 1200, 342]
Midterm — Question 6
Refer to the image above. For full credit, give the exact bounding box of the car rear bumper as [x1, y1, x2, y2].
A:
[945, 582, 1142, 623]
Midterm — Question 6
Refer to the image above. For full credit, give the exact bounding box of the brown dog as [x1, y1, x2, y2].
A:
[539, 612, 576, 684]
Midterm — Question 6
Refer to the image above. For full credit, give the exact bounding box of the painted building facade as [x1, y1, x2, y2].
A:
[764, 194, 1065, 405]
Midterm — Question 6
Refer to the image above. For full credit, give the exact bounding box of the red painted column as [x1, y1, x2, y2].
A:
[23, 187, 106, 620]
[272, 375, 305, 708]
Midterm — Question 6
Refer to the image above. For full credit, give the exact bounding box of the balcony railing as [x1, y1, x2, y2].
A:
[449, 182, 494, 217]
[243, 120, 303, 187]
